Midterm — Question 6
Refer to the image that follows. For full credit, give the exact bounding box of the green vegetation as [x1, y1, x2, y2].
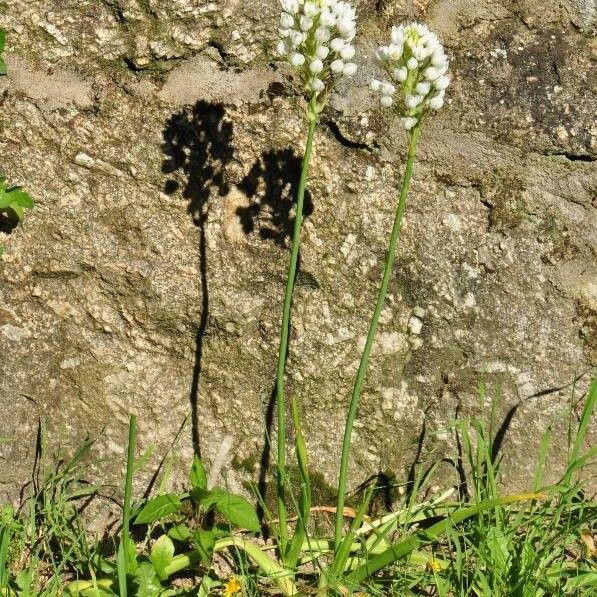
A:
[0, 379, 594, 596]
[0, 29, 34, 258]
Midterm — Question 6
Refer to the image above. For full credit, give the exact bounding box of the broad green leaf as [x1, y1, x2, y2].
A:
[0, 29, 5, 52]
[135, 494, 183, 525]
[168, 524, 192, 542]
[132, 562, 164, 597]
[212, 491, 260, 532]
[150, 535, 175, 580]
[193, 529, 216, 563]
[7, 189, 34, 209]
[190, 454, 207, 490]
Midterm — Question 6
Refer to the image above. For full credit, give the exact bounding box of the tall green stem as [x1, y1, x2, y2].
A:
[276, 100, 318, 555]
[334, 127, 421, 551]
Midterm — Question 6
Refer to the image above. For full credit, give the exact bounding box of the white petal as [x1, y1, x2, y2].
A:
[370, 78, 381, 91]
[428, 95, 444, 110]
[309, 59, 324, 73]
[342, 62, 357, 76]
[407, 57, 418, 70]
[290, 52, 305, 66]
[330, 58, 344, 73]
[394, 66, 408, 82]
[330, 37, 345, 52]
[380, 95, 393, 108]
[340, 45, 355, 60]
[434, 75, 450, 90]
[416, 81, 430, 95]
[316, 45, 330, 60]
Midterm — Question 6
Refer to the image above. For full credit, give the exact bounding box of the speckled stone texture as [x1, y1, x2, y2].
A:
[0, 1, 595, 507]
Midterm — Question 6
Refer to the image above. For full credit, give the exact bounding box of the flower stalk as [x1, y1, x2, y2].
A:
[275, 97, 318, 554]
[334, 125, 421, 550]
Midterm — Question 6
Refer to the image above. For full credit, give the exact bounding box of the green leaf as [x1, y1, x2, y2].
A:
[193, 529, 216, 563]
[0, 57, 6, 76]
[7, 188, 34, 209]
[190, 454, 207, 490]
[132, 562, 164, 597]
[168, 524, 192, 542]
[135, 494, 183, 525]
[0, 244, 4, 259]
[0, 29, 5, 52]
[150, 535, 175, 580]
[211, 491, 260, 532]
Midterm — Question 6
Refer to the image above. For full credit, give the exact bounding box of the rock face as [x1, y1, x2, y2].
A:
[0, 1, 595, 506]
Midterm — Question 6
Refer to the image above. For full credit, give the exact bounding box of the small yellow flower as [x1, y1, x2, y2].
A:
[222, 576, 242, 596]
[426, 558, 442, 573]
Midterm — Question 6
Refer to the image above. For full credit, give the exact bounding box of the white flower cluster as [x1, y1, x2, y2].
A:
[277, 0, 358, 100]
[371, 23, 449, 130]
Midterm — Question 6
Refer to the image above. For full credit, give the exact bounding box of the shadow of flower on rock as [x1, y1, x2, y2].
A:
[237, 148, 313, 246]
[162, 101, 235, 458]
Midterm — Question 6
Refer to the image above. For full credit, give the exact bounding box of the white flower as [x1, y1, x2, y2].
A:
[381, 82, 395, 95]
[434, 75, 450, 90]
[343, 62, 357, 76]
[312, 78, 325, 92]
[416, 81, 430, 95]
[401, 117, 418, 130]
[428, 94, 444, 110]
[330, 37, 345, 52]
[300, 16, 313, 31]
[330, 59, 344, 73]
[278, 0, 358, 100]
[340, 45, 355, 59]
[309, 59, 324, 73]
[394, 66, 408, 82]
[405, 94, 422, 108]
[304, 1, 318, 17]
[280, 13, 295, 29]
[370, 22, 450, 126]
[315, 27, 331, 42]
[387, 44, 402, 60]
[423, 66, 440, 80]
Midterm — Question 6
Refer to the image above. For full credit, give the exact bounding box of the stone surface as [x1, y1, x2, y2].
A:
[0, 0, 595, 507]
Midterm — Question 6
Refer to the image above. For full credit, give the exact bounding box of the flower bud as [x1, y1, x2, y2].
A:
[434, 75, 450, 90]
[401, 117, 418, 130]
[416, 81, 430, 95]
[330, 37, 345, 52]
[309, 59, 324, 73]
[394, 67, 408, 82]
[380, 95, 393, 107]
[290, 52, 305, 66]
[343, 62, 357, 76]
[428, 95, 444, 110]
[407, 57, 418, 70]
[327, 61, 341, 75]
[340, 45, 355, 60]
[280, 13, 294, 29]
